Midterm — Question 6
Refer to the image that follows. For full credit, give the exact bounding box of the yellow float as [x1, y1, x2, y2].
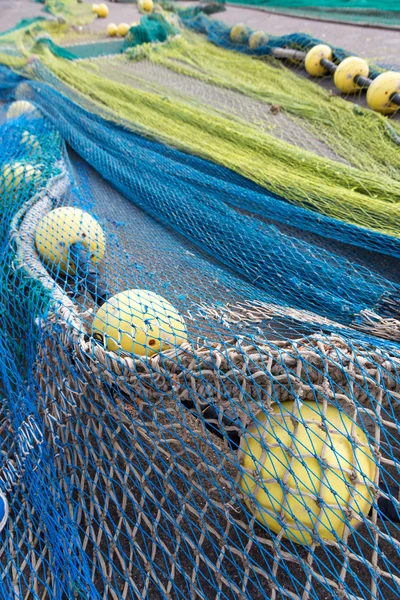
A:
[117, 23, 130, 37]
[304, 44, 333, 77]
[240, 400, 376, 545]
[107, 23, 118, 37]
[138, 0, 153, 14]
[229, 23, 249, 44]
[249, 31, 268, 50]
[333, 56, 369, 94]
[92, 289, 187, 356]
[97, 3, 109, 18]
[366, 71, 400, 115]
[0, 162, 41, 196]
[6, 101, 37, 120]
[35, 207, 105, 275]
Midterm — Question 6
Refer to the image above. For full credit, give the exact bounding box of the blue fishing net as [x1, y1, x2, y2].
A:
[0, 61, 399, 600]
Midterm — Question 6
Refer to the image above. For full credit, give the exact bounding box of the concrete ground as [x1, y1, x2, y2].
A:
[0, 0, 45, 32]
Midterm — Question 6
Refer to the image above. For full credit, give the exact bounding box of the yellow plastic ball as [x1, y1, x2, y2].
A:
[21, 130, 40, 151]
[366, 71, 400, 115]
[35, 207, 105, 275]
[249, 31, 268, 50]
[92, 3, 99, 13]
[0, 162, 41, 196]
[6, 100, 37, 120]
[97, 3, 109, 18]
[240, 400, 376, 546]
[138, 0, 153, 14]
[333, 56, 369, 94]
[304, 44, 333, 77]
[117, 23, 130, 37]
[92, 289, 188, 357]
[230, 23, 249, 44]
[14, 83, 34, 101]
[107, 23, 118, 37]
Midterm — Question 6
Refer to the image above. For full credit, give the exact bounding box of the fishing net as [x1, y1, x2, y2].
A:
[223, 0, 400, 28]
[0, 4, 400, 600]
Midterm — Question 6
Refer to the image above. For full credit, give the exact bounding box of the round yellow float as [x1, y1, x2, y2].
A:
[138, 0, 153, 14]
[0, 162, 41, 196]
[97, 3, 109, 18]
[117, 23, 130, 37]
[6, 100, 37, 120]
[21, 130, 40, 151]
[249, 31, 268, 50]
[229, 23, 249, 44]
[92, 289, 187, 357]
[92, 3, 99, 13]
[366, 71, 400, 115]
[304, 44, 333, 77]
[107, 23, 118, 37]
[240, 400, 376, 546]
[333, 56, 369, 94]
[35, 207, 105, 275]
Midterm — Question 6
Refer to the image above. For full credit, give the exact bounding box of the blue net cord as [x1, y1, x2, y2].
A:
[1, 69, 400, 599]
[1, 72, 400, 328]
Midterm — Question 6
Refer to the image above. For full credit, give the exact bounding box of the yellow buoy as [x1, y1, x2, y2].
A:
[6, 100, 37, 120]
[230, 23, 249, 44]
[138, 0, 153, 14]
[92, 289, 188, 357]
[107, 23, 118, 37]
[97, 3, 109, 18]
[366, 71, 400, 115]
[334, 56, 369, 94]
[92, 3, 99, 13]
[21, 130, 40, 151]
[249, 31, 268, 50]
[304, 44, 333, 77]
[35, 207, 105, 274]
[0, 162, 41, 196]
[117, 23, 130, 37]
[240, 400, 376, 546]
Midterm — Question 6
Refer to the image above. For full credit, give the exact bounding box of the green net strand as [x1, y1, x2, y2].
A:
[127, 30, 400, 168]
[180, 14, 391, 78]
[7, 38, 395, 239]
[1, 11, 400, 241]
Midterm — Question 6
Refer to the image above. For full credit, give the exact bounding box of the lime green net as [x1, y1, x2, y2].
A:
[23, 29, 400, 238]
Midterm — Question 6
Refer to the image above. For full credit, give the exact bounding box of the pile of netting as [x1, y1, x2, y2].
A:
[0, 5, 400, 600]
[222, 0, 400, 28]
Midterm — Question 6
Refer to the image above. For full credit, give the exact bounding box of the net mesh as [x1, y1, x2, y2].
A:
[222, 0, 400, 28]
[0, 5, 400, 600]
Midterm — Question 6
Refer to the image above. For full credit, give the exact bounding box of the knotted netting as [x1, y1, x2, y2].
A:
[0, 4, 400, 599]
[219, 0, 400, 28]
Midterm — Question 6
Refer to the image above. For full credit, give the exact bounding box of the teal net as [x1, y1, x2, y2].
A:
[223, 0, 400, 27]
[0, 13, 400, 600]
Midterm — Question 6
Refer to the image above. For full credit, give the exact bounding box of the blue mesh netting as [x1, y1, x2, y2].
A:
[0, 61, 400, 600]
